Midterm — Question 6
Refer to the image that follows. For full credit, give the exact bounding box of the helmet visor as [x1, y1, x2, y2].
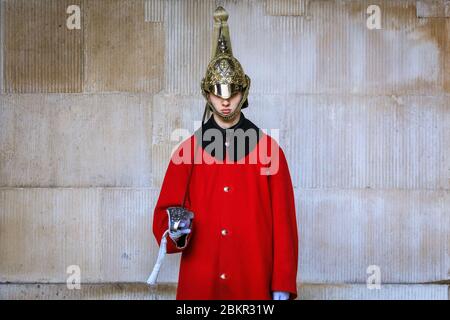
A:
[210, 83, 241, 99]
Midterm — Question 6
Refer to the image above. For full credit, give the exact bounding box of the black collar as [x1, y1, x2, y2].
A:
[194, 112, 262, 162]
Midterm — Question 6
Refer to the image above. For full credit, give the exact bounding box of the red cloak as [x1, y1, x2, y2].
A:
[152, 131, 298, 300]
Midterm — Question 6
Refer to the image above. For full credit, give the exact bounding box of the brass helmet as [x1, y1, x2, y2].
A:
[200, 6, 251, 123]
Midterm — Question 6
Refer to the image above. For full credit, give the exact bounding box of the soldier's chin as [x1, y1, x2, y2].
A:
[212, 106, 231, 117]
[221, 112, 236, 121]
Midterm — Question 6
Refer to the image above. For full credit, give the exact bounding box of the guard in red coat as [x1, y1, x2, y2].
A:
[152, 6, 298, 300]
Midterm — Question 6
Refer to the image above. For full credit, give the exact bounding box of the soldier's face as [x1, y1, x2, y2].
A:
[208, 91, 243, 118]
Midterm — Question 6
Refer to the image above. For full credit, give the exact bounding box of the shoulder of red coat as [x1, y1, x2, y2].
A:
[258, 130, 285, 158]
[169, 134, 197, 164]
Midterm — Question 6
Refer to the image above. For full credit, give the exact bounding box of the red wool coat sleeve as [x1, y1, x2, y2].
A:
[152, 139, 194, 254]
[269, 146, 299, 300]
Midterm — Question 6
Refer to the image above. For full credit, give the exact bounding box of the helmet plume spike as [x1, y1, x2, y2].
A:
[211, 6, 233, 58]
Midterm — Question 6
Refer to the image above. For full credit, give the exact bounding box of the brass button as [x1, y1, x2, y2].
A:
[220, 273, 227, 280]
[221, 229, 228, 236]
[223, 186, 230, 192]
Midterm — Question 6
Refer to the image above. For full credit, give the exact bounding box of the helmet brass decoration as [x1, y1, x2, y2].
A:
[201, 6, 251, 122]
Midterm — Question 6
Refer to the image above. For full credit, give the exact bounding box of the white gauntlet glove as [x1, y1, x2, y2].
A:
[272, 291, 290, 300]
[169, 228, 191, 242]
[147, 208, 193, 286]
[169, 218, 191, 242]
